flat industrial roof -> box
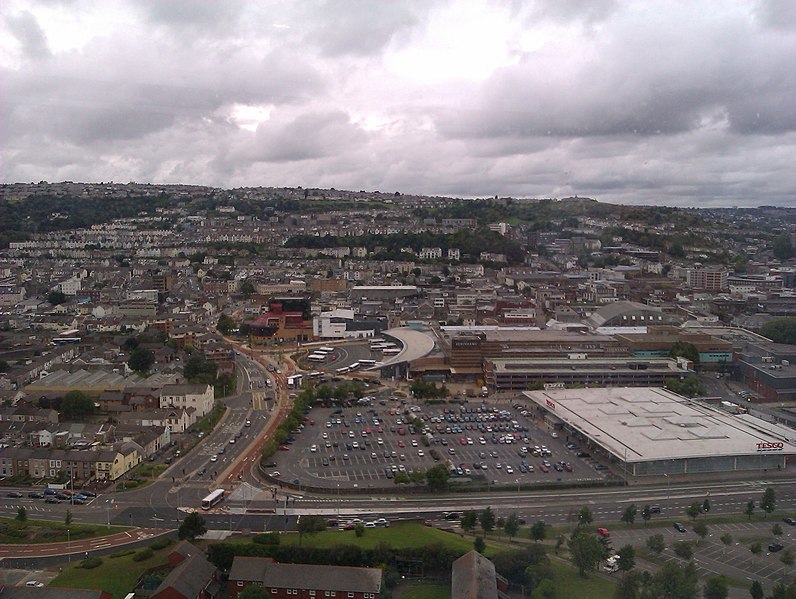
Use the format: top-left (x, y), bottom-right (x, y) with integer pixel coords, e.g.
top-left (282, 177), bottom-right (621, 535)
top-left (491, 357), bottom-right (684, 375)
top-left (523, 387), bottom-right (796, 463)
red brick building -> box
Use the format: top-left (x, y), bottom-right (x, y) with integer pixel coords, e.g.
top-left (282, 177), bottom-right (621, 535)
top-left (228, 557), bottom-right (382, 599)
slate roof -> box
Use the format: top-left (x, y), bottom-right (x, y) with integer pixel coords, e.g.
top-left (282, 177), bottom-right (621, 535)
top-left (229, 557), bottom-right (382, 593)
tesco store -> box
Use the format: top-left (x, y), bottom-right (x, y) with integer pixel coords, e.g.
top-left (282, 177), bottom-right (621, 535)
top-left (523, 387), bottom-right (796, 477)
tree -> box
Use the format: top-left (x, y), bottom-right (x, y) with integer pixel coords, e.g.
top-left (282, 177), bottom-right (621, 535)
top-left (641, 505), bottom-right (652, 526)
top-left (772, 523), bottom-right (783, 536)
top-left (123, 337), bottom-right (139, 351)
top-left (479, 507), bottom-right (496, 535)
top-left (703, 577), bottom-right (728, 599)
top-left (128, 347), bottom-right (154, 373)
top-left (568, 529), bottom-right (604, 577)
top-left (297, 515), bottom-right (325, 545)
top-left (687, 502), bottom-right (702, 521)
top-left (646, 534), bottom-right (665, 556)
top-left (702, 498), bottom-right (711, 515)
top-left (748, 580), bottom-right (764, 599)
top-left (424, 464), bottom-right (449, 491)
top-left (60, 390), bottom-right (95, 421)
top-left (668, 559), bottom-right (706, 595)
top-left (772, 235), bottom-right (795, 261)
top-left (780, 549), bottom-right (794, 568)
top-left (674, 541), bottom-right (693, 561)
top-left (750, 542), bottom-right (762, 560)
top-left (47, 290), bottom-right (66, 305)
top-left (238, 586), bottom-right (272, 599)
top-left (501, 513), bottom-right (519, 540)
top-left (354, 523), bottom-right (365, 537)
top-left (16, 506), bottom-right (26, 522)
top-left (531, 520), bottom-right (547, 543)
top-left (617, 544), bottom-right (636, 574)
top-left (239, 279), bottom-right (255, 295)
top-left (621, 504), bottom-right (637, 526)
top-left (178, 513), bottom-right (207, 541)
top-left (65, 509), bottom-right (72, 525)
top-left (474, 536), bottom-right (486, 553)
top-left (460, 511), bottom-right (478, 534)
top-left (217, 313), bottom-right (236, 335)
top-left (760, 317), bottom-right (796, 345)
top-left (761, 487), bottom-right (776, 516)
top-left (745, 499), bottom-right (755, 520)
top-left (577, 506), bottom-right (593, 526)
top-left (693, 521), bottom-right (708, 544)
top-left (532, 579), bottom-right (556, 599)
top-left (720, 533), bottom-right (732, 554)
top-left (670, 341), bottom-right (700, 364)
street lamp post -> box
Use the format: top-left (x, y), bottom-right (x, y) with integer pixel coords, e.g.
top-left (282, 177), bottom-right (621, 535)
top-left (67, 528), bottom-right (70, 563)
top-left (664, 473), bottom-right (670, 499)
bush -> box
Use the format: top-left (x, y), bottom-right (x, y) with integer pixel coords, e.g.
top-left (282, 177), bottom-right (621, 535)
top-left (149, 537), bottom-right (173, 550)
top-left (132, 548), bottom-right (154, 562)
top-left (110, 549), bottom-right (136, 558)
top-left (80, 557), bottom-right (103, 569)
top-left (253, 533), bottom-right (281, 546)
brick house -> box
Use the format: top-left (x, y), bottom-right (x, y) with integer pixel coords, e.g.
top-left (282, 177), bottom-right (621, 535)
top-left (227, 557), bottom-right (382, 599)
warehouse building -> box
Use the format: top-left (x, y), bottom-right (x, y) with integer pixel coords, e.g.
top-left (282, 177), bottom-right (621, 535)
top-left (523, 387), bottom-right (796, 477)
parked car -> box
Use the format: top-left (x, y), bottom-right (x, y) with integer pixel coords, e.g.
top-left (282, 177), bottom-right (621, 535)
top-left (769, 542), bottom-right (784, 552)
top-left (673, 522), bottom-right (687, 533)
top-left (783, 517), bottom-right (796, 526)
top-left (597, 527), bottom-right (610, 538)
top-left (28, 492), bottom-right (45, 499)
top-left (45, 497), bottom-right (60, 504)
top-left (6, 492), bottom-right (23, 498)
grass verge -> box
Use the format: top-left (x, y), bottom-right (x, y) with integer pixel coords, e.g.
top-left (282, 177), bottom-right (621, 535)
top-left (546, 558), bottom-right (617, 599)
top-left (277, 522), bottom-right (502, 556)
top-left (0, 517), bottom-right (129, 544)
top-left (49, 541), bottom-right (172, 599)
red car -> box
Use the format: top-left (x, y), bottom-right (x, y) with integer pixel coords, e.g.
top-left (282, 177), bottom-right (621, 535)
top-left (278, 445), bottom-right (290, 451)
top-left (564, 462), bottom-right (573, 472)
top-left (597, 527), bottom-right (610, 538)
top-left (539, 464), bottom-right (550, 473)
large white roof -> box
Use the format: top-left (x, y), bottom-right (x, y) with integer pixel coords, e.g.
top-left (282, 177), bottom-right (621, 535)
top-left (523, 387), bottom-right (796, 463)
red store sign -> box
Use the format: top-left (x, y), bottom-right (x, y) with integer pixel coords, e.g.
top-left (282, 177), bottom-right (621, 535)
top-left (756, 441), bottom-right (784, 452)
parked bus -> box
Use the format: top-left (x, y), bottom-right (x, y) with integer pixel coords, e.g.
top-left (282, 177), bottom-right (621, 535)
top-left (286, 374), bottom-right (303, 389)
top-left (359, 359), bottom-right (376, 366)
top-left (307, 353), bottom-right (327, 362)
top-left (201, 489), bottom-right (225, 510)
top-left (382, 348), bottom-right (401, 355)
top-left (318, 346), bottom-right (335, 353)
top-left (336, 366), bottom-right (351, 375)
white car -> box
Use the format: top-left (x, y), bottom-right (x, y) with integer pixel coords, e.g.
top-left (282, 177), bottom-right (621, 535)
top-left (322, 432), bottom-right (329, 439)
top-left (377, 438), bottom-right (384, 445)
top-left (270, 471), bottom-right (280, 477)
top-left (210, 455), bottom-right (218, 462)
top-left (417, 450), bottom-right (424, 457)
top-left (26, 581), bottom-right (44, 588)
top-left (310, 444), bottom-right (318, 452)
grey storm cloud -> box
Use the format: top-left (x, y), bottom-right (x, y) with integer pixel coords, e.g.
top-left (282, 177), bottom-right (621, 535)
top-left (4, 10), bottom-right (50, 60)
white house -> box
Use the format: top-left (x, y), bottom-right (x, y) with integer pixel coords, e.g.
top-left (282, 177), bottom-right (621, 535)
top-left (159, 384), bottom-right (214, 419)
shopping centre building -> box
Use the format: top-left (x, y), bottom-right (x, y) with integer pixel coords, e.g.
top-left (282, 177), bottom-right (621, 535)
top-left (523, 387), bottom-right (796, 477)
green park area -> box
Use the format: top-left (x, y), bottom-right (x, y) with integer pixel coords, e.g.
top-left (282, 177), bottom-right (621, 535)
top-left (50, 537), bottom-right (174, 599)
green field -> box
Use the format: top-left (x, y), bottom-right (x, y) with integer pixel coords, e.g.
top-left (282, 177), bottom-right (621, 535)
top-left (49, 544), bottom-right (172, 599)
top-left (280, 522), bottom-right (500, 556)
top-left (0, 517), bottom-right (129, 544)
top-left (547, 559), bottom-right (617, 599)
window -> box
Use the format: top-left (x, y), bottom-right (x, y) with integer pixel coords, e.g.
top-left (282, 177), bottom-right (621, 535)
top-left (348, 594), bottom-right (355, 598)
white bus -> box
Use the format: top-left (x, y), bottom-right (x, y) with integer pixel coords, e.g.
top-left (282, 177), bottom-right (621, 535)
top-left (307, 353), bottom-right (327, 362)
top-left (382, 348), bottom-right (401, 355)
top-left (359, 359), bottom-right (376, 366)
top-left (318, 346), bottom-right (336, 353)
top-left (201, 489), bottom-right (225, 510)
top-left (286, 374), bottom-right (303, 389)
top-left (336, 366), bottom-right (351, 375)
top-left (348, 362), bottom-right (360, 371)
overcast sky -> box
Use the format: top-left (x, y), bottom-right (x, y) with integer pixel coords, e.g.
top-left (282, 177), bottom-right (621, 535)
top-left (2, 1), bottom-right (795, 207)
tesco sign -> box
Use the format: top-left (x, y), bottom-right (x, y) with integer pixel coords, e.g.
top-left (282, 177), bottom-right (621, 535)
top-left (546, 399), bottom-right (556, 410)
top-left (756, 441), bottom-right (784, 452)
